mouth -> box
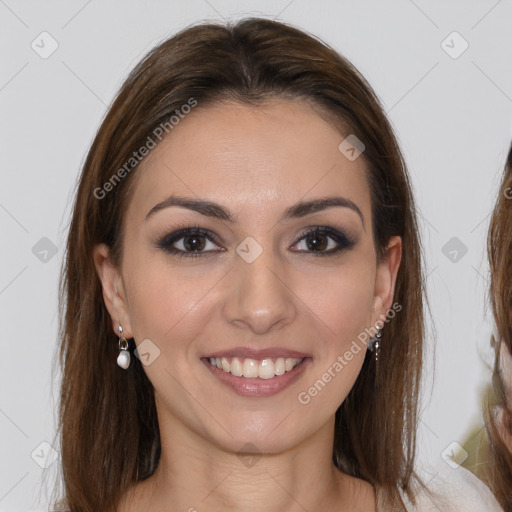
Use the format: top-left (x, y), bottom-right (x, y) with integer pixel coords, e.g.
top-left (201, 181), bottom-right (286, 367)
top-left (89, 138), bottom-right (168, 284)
top-left (206, 356), bottom-right (304, 379)
top-left (201, 350), bottom-right (312, 397)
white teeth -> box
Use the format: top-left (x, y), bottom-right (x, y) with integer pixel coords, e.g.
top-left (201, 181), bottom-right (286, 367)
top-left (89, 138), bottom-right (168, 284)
top-left (230, 357), bottom-right (243, 377)
top-left (242, 358), bottom-right (259, 378)
top-left (208, 356), bottom-right (303, 379)
top-left (285, 358), bottom-right (295, 371)
top-left (275, 357), bottom-right (285, 375)
top-left (258, 358), bottom-right (275, 379)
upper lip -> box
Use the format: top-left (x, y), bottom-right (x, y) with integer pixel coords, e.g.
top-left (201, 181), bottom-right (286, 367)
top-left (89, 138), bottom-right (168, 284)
top-left (202, 347), bottom-right (311, 360)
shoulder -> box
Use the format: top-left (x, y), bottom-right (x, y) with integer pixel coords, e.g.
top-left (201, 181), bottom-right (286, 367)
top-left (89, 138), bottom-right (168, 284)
top-left (401, 463), bottom-right (504, 512)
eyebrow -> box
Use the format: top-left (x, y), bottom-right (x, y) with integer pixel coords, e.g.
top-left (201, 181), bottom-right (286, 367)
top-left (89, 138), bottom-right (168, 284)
top-left (145, 194), bottom-right (365, 227)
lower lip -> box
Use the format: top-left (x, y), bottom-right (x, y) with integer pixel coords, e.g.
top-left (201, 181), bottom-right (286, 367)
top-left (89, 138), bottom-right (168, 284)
top-left (202, 357), bottom-right (311, 397)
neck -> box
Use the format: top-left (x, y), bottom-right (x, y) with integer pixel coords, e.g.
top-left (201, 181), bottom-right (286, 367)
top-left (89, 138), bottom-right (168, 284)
top-left (120, 411), bottom-right (376, 512)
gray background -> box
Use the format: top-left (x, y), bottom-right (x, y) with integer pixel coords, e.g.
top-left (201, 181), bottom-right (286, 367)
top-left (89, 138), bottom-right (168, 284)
top-left (1, 0), bottom-right (511, 510)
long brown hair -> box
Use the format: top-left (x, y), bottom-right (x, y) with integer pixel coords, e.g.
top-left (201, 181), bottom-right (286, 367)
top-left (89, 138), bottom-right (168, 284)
top-left (51, 17), bottom-right (425, 511)
top-left (485, 143), bottom-right (512, 511)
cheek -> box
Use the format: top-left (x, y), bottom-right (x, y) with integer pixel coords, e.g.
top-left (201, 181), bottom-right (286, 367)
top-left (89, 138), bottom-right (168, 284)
top-left (318, 276), bottom-right (373, 330)
top-left (123, 257), bottom-right (222, 343)
top-left (293, 260), bottom-right (376, 409)
top-left (301, 261), bottom-right (376, 351)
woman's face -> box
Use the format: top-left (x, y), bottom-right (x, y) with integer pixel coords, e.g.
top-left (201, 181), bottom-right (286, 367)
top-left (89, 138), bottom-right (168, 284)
top-left (95, 99), bottom-right (401, 454)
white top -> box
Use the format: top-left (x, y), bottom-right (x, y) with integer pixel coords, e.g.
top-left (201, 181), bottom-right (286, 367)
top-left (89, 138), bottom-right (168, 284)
top-left (498, 339), bottom-right (512, 410)
top-left (402, 463), bottom-right (503, 511)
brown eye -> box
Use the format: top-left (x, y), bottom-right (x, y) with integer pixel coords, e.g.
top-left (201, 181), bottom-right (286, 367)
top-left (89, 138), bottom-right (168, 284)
top-left (292, 227), bottom-right (356, 256)
top-left (304, 233), bottom-right (329, 252)
top-left (182, 234), bottom-right (206, 251)
top-left (157, 227), bottom-right (224, 258)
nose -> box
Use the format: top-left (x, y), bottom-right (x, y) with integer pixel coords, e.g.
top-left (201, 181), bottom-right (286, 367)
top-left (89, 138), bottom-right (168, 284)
top-left (223, 240), bottom-right (297, 335)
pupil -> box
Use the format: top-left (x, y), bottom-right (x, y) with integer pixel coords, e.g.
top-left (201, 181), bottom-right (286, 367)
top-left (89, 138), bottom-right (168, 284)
top-left (308, 234), bottom-right (327, 251)
top-left (185, 235), bottom-right (205, 251)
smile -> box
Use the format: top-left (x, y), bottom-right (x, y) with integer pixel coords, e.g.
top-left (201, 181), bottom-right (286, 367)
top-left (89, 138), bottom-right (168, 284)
top-left (202, 355), bottom-right (311, 397)
top-left (208, 356), bottom-right (303, 379)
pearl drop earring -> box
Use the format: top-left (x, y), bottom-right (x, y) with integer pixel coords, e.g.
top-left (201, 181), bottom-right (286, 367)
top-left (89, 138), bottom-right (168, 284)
top-left (368, 324), bottom-right (382, 363)
top-left (116, 324), bottom-right (131, 369)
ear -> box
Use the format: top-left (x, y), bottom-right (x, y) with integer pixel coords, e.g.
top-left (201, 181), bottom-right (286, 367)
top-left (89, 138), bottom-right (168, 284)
top-left (93, 243), bottom-right (133, 338)
top-left (371, 235), bottom-right (402, 323)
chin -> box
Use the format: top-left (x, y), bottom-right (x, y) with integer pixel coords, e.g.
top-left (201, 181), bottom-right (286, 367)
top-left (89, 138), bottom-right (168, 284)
top-left (210, 413), bottom-right (312, 455)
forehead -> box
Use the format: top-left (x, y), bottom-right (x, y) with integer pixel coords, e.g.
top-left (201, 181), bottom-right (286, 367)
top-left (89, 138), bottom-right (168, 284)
top-left (126, 99), bottom-right (371, 223)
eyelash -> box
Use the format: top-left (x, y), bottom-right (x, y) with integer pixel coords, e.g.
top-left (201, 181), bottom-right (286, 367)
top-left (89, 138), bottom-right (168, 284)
top-left (156, 223), bottom-right (356, 259)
